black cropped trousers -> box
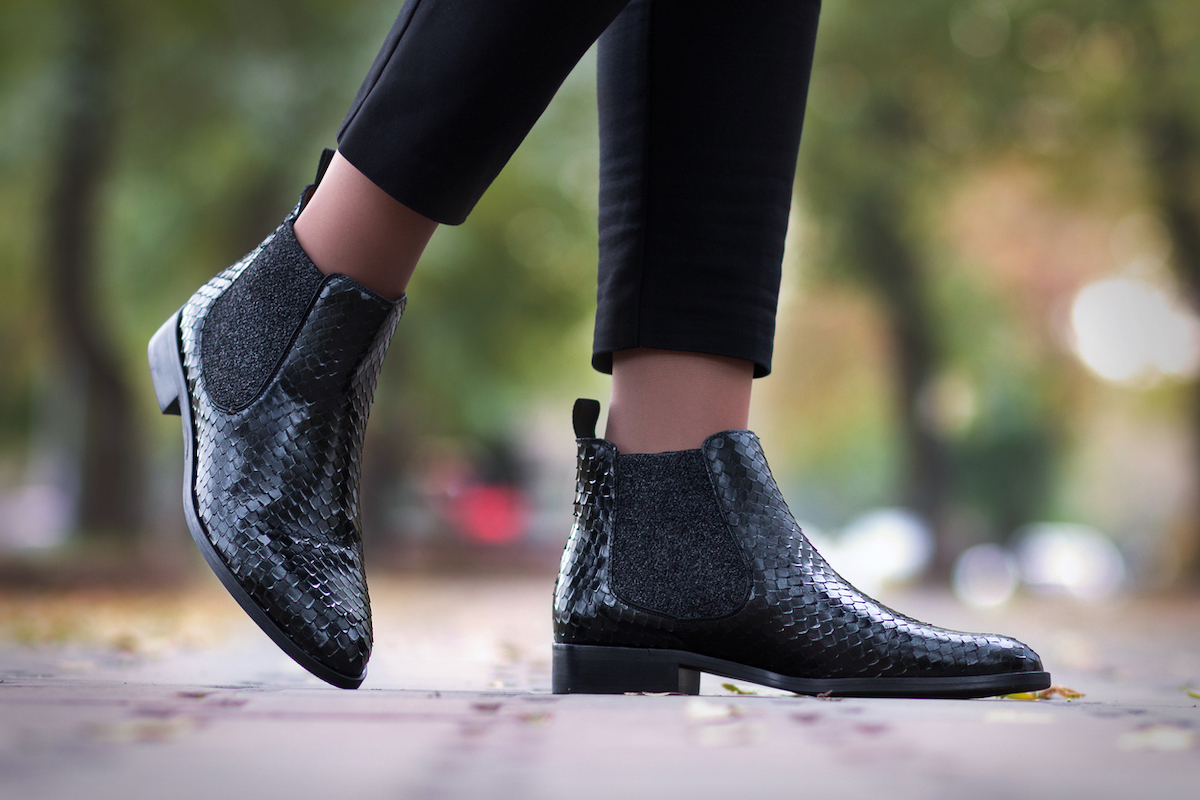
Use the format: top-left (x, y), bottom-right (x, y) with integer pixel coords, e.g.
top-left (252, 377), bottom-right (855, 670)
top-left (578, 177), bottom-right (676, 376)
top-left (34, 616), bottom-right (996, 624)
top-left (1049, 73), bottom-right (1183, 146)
top-left (338, 0), bottom-right (821, 377)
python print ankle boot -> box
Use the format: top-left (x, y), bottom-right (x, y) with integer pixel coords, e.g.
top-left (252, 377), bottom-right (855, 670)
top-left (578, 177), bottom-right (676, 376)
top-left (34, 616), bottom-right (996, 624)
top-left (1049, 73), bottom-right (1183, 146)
top-left (148, 151), bottom-right (401, 688)
top-left (553, 399), bottom-right (1050, 697)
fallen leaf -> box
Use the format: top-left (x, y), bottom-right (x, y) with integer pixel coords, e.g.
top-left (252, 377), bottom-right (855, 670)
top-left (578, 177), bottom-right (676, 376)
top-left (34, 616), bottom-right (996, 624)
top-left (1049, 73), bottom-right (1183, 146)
top-left (1003, 685), bottom-right (1084, 701)
top-left (721, 682), bottom-right (757, 696)
top-left (1182, 688), bottom-right (1200, 700)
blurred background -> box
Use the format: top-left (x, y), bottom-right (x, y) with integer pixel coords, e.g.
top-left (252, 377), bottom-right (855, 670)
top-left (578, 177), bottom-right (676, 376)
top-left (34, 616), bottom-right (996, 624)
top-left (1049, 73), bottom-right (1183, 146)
top-left (1, 0), bottom-right (1199, 617)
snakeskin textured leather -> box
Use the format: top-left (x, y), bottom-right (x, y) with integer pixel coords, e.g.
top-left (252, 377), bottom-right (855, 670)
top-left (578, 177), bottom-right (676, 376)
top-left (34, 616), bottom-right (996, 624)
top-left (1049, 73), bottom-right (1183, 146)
top-left (554, 431), bottom-right (1045, 686)
top-left (159, 191), bottom-right (402, 688)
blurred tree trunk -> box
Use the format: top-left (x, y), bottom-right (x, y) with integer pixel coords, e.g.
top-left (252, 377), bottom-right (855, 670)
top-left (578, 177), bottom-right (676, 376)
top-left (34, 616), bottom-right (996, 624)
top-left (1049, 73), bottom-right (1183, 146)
top-left (45, 0), bottom-right (143, 540)
top-left (1148, 113), bottom-right (1200, 580)
top-left (848, 190), bottom-right (951, 568)
top-left (1132, 4), bottom-right (1200, 581)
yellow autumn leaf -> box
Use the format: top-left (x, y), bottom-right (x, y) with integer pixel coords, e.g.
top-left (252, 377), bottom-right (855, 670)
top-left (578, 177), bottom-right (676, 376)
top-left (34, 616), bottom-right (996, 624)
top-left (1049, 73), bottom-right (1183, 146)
top-left (1002, 685), bottom-right (1083, 701)
top-left (721, 682), bottom-right (757, 696)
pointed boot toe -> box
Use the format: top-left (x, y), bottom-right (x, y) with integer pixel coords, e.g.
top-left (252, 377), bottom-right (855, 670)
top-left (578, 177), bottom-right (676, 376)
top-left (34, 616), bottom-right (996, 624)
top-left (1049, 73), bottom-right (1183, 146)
top-left (1003, 639), bottom-right (1045, 675)
top-left (149, 153), bottom-right (400, 689)
top-left (231, 521), bottom-right (375, 688)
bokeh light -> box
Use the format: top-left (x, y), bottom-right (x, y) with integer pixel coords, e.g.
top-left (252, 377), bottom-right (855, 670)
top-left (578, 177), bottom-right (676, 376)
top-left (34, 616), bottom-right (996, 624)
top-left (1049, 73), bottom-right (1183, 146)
top-left (822, 509), bottom-right (934, 594)
top-left (1069, 276), bottom-right (1200, 385)
top-left (952, 543), bottom-right (1019, 608)
top-left (1013, 522), bottom-right (1126, 599)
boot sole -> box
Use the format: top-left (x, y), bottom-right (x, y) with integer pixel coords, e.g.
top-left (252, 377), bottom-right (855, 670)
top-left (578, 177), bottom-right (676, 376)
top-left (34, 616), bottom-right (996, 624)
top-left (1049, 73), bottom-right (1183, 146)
top-left (552, 643), bottom-right (1051, 698)
top-left (149, 311), bottom-right (367, 690)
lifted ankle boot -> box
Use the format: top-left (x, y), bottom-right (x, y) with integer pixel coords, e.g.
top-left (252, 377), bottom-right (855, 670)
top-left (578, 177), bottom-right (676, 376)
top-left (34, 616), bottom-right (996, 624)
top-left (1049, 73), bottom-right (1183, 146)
top-left (148, 150), bottom-right (402, 689)
top-left (553, 399), bottom-right (1051, 698)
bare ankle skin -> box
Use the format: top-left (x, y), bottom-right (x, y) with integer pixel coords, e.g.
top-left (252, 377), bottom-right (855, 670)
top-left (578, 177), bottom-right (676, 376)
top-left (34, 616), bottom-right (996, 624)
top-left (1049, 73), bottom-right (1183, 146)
top-left (294, 151), bottom-right (438, 301)
top-left (604, 348), bottom-right (753, 454)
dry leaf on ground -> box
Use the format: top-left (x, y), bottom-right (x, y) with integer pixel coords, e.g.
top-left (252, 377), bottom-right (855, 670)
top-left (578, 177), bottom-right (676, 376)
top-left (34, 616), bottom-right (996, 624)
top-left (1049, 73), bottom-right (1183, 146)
top-left (1003, 685), bottom-right (1084, 701)
top-left (721, 682), bottom-right (757, 695)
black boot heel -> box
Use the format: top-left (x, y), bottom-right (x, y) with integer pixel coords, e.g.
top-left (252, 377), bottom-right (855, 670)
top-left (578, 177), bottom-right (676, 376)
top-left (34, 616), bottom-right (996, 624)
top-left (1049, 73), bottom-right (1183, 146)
top-left (552, 644), bottom-right (701, 695)
top-left (147, 311), bottom-right (184, 416)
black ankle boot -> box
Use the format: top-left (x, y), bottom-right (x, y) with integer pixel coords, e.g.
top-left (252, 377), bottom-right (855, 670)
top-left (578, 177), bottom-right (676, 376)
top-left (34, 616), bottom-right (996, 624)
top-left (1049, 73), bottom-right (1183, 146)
top-left (553, 399), bottom-right (1051, 697)
top-left (148, 150), bottom-right (401, 689)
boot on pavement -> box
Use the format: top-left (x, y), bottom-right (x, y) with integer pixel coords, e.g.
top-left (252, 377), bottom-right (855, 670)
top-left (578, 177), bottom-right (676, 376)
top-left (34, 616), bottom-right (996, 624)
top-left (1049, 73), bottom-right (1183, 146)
top-left (553, 399), bottom-right (1051, 697)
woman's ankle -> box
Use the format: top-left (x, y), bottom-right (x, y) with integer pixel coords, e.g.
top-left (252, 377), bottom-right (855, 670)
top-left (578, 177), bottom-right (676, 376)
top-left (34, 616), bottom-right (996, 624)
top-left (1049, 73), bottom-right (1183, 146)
top-left (604, 348), bottom-right (753, 454)
top-left (293, 150), bottom-right (437, 301)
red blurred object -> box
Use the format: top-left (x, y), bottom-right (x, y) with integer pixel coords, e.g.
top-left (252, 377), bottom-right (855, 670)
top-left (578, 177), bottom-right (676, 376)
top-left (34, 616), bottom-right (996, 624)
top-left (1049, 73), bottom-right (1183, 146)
top-left (452, 484), bottom-right (529, 544)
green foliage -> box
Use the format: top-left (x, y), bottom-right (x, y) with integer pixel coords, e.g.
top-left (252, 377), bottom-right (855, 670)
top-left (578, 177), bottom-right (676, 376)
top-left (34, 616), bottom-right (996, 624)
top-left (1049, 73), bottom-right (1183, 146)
top-left (794, 0), bottom-right (1200, 537)
top-left (2, 0), bottom-right (1198, 543)
top-left (395, 57), bottom-right (601, 437)
top-left (0, 0), bottom-right (603, 463)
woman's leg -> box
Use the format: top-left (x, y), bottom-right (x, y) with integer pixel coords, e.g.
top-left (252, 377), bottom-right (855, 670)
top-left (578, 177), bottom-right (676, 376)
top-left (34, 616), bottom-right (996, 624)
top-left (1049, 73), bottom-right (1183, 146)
top-left (297, 0), bottom-right (631, 300)
top-left (552, 0), bottom-right (1050, 698)
top-left (605, 348), bottom-right (752, 454)
top-left (154, 0), bottom-right (634, 689)
top-left (593, 0), bottom-right (821, 452)
top-left (293, 152), bottom-right (436, 302)
top-left (336, 0), bottom-right (627, 225)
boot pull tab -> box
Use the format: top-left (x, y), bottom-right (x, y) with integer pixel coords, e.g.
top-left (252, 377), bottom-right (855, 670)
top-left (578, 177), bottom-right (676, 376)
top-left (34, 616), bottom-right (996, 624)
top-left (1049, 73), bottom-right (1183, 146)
top-left (315, 148), bottom-right (336, 187)
top-left (573, 398), bottom-right (601, 439)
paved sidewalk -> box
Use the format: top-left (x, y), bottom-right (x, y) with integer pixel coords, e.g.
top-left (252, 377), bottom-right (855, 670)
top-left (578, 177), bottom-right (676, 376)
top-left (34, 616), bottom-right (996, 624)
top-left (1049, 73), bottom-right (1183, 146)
top-left (1, 572), bottom-right (1198, 799)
